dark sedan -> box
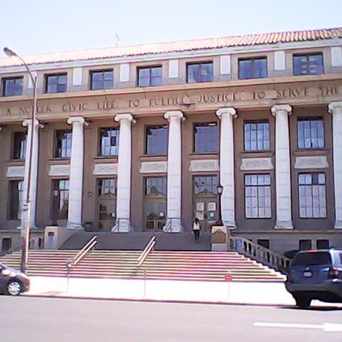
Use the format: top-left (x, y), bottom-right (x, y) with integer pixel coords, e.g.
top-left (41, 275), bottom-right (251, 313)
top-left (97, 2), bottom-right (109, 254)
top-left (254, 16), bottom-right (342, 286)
top-left (0, 263), bottom-right (30, 296)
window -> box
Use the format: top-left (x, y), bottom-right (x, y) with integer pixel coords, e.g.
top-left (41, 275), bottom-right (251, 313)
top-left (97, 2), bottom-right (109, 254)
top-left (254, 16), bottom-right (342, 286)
top-left (9, 180), bottom-right (24, 220)
top-left (187, 62), bottom-right (213, 83)
top-left (193, 176), bottom-right (218, 196)
top-left (1, 238), bottom-right (12, 253)
top-left (245, 174), bottom-right (271, 218)
top-left (257, 239), bottom-right (270, 249)
top-left (298, 173), bottom-right (326, 218)
top-left (55, 130), bottom-right (72, 158)
top-left (97, 178), bottom-right (117, 230)
top-left (238, 57), bottom-right (267, 80)
top-left (297, 118), bottom-right (324, 149)
top-left (193, 122), bottom-right (219, 153)
top-left (145, 177), bottom-right (167, 197)
top-left (99, 128), bottom-right (119, 157)
top-left (52, 179), bottom-right (69, 220)
top-left (299, 240), bottom-right (312, 251)
top-left (293, 53), bottom-right (324, 76)
top-left (137, 66), bottom-right (162, 87)
top-left (293, 251), bottom-right (332, 265)
top-left (317, 240), bottom-right (329, 249)
top-left (244, 121), bottom-right (270, 152)
top-left (90, 70), bottom-right (113, 90)
top-left (13, 132), bottom-right (27, 160)
top-left (45, 73), bottom-right (67, 93)
top-left (145, 125), bottom-right (168, 155)
top-left (2, 77), bottom-right (23, 96)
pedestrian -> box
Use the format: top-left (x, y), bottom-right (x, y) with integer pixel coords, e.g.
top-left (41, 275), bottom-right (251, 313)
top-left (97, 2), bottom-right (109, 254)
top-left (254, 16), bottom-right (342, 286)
top-left (192, 217), bottom-right (201, 241)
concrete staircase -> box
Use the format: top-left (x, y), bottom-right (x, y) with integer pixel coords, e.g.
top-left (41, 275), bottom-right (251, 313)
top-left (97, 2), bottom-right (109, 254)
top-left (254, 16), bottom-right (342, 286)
top-left (0, 250), bottom-right (285, 282)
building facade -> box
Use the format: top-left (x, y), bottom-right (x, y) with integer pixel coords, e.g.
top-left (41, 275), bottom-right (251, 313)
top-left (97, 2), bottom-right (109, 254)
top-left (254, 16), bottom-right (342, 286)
top-left (1, 27), bottom-right (342, 254)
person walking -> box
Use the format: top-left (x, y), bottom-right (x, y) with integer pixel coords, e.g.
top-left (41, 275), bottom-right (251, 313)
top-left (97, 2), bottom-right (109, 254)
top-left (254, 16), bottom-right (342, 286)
top-left (192, 217), bottom-right (201, 241)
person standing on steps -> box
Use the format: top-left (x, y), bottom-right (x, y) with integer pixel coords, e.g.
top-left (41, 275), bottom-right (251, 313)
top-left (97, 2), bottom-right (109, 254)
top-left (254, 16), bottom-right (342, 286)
top-left (192, 217), bottom-right (201, 241)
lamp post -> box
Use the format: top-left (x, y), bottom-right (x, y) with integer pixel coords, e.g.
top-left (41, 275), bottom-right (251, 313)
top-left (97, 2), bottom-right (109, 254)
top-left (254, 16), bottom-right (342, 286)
top-left (216, 184), bottom-right (224, 226)
top-left (3, 47), bottom-right (37, 273)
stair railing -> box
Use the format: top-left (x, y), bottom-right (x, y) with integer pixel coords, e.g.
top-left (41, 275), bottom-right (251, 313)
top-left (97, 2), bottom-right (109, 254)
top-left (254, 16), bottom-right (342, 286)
top-left (137, 236), bottom-right (156, 267)
top-left (66, 235), bottom-right (97, 271)
top-left (228, 236), bottom-right (290, 273)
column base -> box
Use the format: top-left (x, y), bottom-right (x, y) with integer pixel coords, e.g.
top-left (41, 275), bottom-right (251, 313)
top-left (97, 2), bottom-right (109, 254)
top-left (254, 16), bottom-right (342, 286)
top-left (66, 222), bottom-right (83, 230)
top-left (334, 220), bottom-right (342, 229)
top-left (112, 218), bottom-right (131, 232)
top-left (163, 218), bottom-right (183, 232)
top-left (274, 220), bottom-right (294, 229)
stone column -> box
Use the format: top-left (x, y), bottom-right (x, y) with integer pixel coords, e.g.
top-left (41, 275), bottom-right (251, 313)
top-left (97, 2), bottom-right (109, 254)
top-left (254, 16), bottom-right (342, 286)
top-left (271, 104), bottom-right (293, 229)
top-left (113, 113), bottom-right (134, 232)
top-left (216, 108), bottom-right (236, 228)
top-left (164, 111), bottom-right (183, 232)
top-left (21, 119), bottom-right (40, 229)
top-left (67, 117), bottom-right (86, 229)
top-left (329, 102), bottom-right (342, 229)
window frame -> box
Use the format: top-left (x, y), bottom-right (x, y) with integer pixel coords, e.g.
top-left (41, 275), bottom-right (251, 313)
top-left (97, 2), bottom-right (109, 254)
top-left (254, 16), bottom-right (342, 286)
top-left (54, 129), bottom-right (72, 159)
top-left (45, 73), bottom-right (68, 94)
top-left (243, 120), bottom-right (271, 152)
top-left (145, 125), bottom-right (169, 156)
top-left (89, 69), bottom-right (113, 90)
top-left (51, 178), bottom-right (70, 221)
top-left (2, 76), bottom-right (24, 97)
top-left (193, 122), bottom-right (219, 154)
top-left (137, 65), bottom-right (162, 87)
top-left (12, 131), bottom-right (27, 160)
top-left (8, 179), bottom-right (24, 220)
top-left (238, 57), bottom-right (268, 80)
top-left (297, 117), bottom-right (325, 150)
top-left (186, 61), bottom-right (214, 83)
top-left (98, 127), bottom-right (120, 158)
top-left (293, 52), bottom-right (324, 76)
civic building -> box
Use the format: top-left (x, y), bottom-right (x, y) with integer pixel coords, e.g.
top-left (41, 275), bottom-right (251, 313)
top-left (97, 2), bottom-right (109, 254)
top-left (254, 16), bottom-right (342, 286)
top-left (1, 27), bottom-right (342, 254)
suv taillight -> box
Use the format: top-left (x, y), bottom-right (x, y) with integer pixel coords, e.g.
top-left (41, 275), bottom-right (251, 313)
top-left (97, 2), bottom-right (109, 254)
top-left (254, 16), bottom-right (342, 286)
top-left (328, 267), bottom-right (341, 279)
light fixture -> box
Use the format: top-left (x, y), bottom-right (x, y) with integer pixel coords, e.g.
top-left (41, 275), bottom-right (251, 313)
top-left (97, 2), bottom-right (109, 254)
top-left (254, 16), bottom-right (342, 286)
top-left (217, 184), bottom-right (223, 195)
top-left (3, 47), bottom-right (17, 57)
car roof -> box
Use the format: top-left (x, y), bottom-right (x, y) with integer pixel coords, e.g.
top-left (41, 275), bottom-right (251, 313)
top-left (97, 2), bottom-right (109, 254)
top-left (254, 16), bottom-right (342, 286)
top-left (295, 249), bottom-right (342, 255)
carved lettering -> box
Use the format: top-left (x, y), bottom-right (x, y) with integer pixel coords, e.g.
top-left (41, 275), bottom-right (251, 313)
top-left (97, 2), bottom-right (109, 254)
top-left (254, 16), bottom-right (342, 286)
top-left (320, 86), bottom-right (338, 97)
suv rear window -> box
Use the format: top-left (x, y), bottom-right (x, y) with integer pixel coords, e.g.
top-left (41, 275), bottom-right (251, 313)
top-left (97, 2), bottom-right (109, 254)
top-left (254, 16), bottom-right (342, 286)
top-left (292, 252), bottom-right (332, 266)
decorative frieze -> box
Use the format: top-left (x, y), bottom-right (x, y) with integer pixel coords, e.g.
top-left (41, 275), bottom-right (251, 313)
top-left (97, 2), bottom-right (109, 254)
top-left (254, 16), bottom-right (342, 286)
top-left (295, 156), bottom-right (328, 169)
top-left (48, 164), bottom-right (70, 177)
top-left (189, 159), bottom-right (219, 172)
top-left (140, 161), bottom-right (167, 174)
top-left (6, 166), bottom-right (25, 178)
top-left (93, 163), bottom-right (118, 175)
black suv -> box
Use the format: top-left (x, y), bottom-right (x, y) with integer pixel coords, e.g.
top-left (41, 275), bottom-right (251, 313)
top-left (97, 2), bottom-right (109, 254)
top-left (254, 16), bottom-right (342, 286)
top-left (285, 249), bottom-right (342, 308)
top-left (0, 263), bottom-right (30, 296)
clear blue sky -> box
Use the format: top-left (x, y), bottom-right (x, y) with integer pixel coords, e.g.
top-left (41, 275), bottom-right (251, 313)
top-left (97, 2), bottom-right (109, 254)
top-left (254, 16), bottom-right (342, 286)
top-left (1, 0), bottom-right (341, 56)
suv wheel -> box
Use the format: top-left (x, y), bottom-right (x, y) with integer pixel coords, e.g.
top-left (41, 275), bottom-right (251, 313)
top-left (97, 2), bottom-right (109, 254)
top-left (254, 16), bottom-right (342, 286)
top-left (6, 280), bottom-right (22, 296)
top-left (294, 295), bottom-right (311, 308)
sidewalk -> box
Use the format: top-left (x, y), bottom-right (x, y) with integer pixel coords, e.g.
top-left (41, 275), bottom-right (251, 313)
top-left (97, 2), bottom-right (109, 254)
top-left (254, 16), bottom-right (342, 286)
top-left (25, 276), bottom-right (298, 305)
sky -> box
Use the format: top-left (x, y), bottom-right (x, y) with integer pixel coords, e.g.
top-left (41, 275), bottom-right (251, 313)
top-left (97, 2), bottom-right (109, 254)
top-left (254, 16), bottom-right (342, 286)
top-left (1, 0), bottom-right (341, 56)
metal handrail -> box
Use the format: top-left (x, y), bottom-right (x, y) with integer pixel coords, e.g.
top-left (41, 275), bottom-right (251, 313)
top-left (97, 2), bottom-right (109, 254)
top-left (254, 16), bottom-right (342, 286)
top-left (228, 236), bottom-right (291, 273)
top-left (67, 235), bottom-right (97, 270)
top-left (137, 236), bottom-right (156, 267)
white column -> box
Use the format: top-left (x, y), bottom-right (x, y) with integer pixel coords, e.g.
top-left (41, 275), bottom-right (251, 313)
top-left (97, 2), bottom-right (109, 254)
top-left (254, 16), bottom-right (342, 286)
top-left (164, 111), bottom-right (183, 232)
top-left (271, 104), bottom-right (293, 229)
top-left (329, 102), bottom-right (342, 229)
top-left (21, 119), bottom-right (40, 229)
top-left (113, 113), bottom-right (134, 232)
top-left (67, 117), bottom-right (85, 229)
top-left (216, 108), bottom-right (236, 228)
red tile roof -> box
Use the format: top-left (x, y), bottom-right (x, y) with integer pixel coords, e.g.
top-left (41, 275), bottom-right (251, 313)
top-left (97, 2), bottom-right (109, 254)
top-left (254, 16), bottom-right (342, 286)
top-left (1, 27), bottom-right (342, 68)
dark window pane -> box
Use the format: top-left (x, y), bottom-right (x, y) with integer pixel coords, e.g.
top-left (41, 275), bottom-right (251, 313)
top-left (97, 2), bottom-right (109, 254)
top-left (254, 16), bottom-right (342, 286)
top-left (317, 240), bottom-right (329, 249)
top-left (46, 74), bottom-right (67, 93)
top-left (52, 179), bottom-right (69, 220)
top-left (239, 58), bottom-right (267, 79)
top-left (194, 122), bottom-right (219, 153)
top-left (13, 132), bottom-right (27, 160)
top-left (145, 177), bottom-right (167, 197)
top-left (293, 251), bottom-right (331, 266)
top-left (138, 66), bottom-right (162, 87)
top-left (55, 130), bottom-right (72, 158)
top-left (193, 176), bottom-right (218, 195)
top-left (9, 180), bottom-right (24, 220)
top-left (90, 70), bottom-right (113, 90)
top-left (2, 77), bottom-right (23, 96)
top-left (146, 126), bottom-right (168, 155)
top-left (298, 118), bottom-right (324, 149)
top-left (293, 53), bottom-right (324, 76)
top-left (99, 128), bottom-right (119, 157)
top-left (187, 62), bottom-right (213, 83)
top-left (244, 121), bottom-right (270, 151)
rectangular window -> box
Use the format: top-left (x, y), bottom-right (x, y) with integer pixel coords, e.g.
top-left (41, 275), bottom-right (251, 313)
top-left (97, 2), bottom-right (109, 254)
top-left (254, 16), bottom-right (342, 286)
top-left (2, 77), bottom-right (23, 96)
top-left (99, 128), bottom-right (119, 157)
top-left (293, 53), bottom-right (324, 76)
top-left (317, 239), bottom-right (329, 249)
top-left (257, 239), bottom-right (270, 249)
top-left (45, 73), bottom-right (67, 93)
top-left (245, 174), bottom-right (271, 218)
top-left (137, 66), bottom-right (162, 87)
top-left (299, 240), bottom-right (312, 251)
top-left (244, 121), bottom-right (270, 152)
top-left (298, 173), bottom-right (326, 218)
top-left (55, 130), bottom-right (72, 158)
top-left (9, 180), bottom-right (24, 220)
top-left (193, 175), bottom-right (218, 195)
top-left (13, 132), bottom-right (27, 160)
top-left (52, 179), bottom-right (69, 220)
top-left (193, 122), bottom-right (219, 153)
top-left (90, 70), bottom-right (113, 90)
top-left (238, 57), bottom-right (267, 80)
top-left (145, 177), bottom-right (167, 197)
top-left (297, 118), bottom-right (324, 149)
top-left (187, 62), bottom-right (213, 83)
top-left (145, 125), bottom-right (168, 155)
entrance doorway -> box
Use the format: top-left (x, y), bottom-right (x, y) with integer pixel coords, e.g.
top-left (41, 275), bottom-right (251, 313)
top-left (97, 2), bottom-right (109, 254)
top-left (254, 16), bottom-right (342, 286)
top-left (1, 238), bottom-right (12, 253)
top-left (193, 175), bottom-right (218, 231)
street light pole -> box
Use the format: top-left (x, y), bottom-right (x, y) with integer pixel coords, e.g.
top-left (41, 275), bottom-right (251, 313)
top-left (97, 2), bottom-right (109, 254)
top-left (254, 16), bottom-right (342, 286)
top-left (3, 47), bottom-right (37, 273)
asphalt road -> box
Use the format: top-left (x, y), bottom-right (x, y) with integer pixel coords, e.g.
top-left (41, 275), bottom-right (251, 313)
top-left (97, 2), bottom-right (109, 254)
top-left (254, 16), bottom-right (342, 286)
top-left (1, 297), bottom-right (342, 342)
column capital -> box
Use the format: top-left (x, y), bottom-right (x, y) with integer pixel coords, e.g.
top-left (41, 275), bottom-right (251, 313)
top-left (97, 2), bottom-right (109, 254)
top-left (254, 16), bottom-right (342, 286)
top-left (164, 111), bottom-right (183, 121)
top-left (67, 116), bottom-right (85, 125)
top-left (329, 101), bottom-right (342, 114)
top-left (271, 104), bottom-right (292, 116)
top-left (22, 119), bottom-right (40, 128)
top-left (216, 107), bottom-right (236, 118)
top-left (115, 113), bottom-right (134, 122)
